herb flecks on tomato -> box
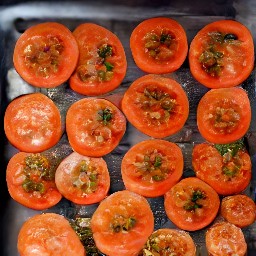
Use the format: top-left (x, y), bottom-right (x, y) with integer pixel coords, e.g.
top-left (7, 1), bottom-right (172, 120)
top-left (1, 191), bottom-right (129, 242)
top-left (111, 215), bottom-right (136, 233)
top-left (183, 189), bottom-right (206, 211)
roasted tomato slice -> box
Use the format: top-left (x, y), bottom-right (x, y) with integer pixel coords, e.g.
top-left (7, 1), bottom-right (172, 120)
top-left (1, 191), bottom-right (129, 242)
top-left (189, 19), bottom-right (254, 88)
top-left (55, 152), bottom-right (110, 205)
top-left (121, 74), bottom-right (189, 138)
top-left (197, 87), bottom-right (251, 144)
top-left (192, 142), bottom-right (252, 195)
top-left (130, 17), bottom-right (188, 74)
top-left (164, 177), bottom-right (220, 231)
top-left (121, 139), bottom-right (183, 197)
top-left (69, 23), bottom-right (127, 96)
top-left (6, 152), bottom-right (62, 210)
top-left (13, 22), bottom-right (79, 88)
top-left (4, 93), bottom-right (62, 153)
top-left (66, 98), bottom-right (126, 157)
top-left (91, 190), bottom-right (154, 256)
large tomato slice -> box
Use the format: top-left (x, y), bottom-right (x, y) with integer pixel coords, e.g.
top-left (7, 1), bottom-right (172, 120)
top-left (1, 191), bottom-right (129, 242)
top-left (6, 152), bottom-right (62, 210)
top-left (91, 190), bottom-right (154, 256)
top-left (189, 19), bottom-right (254, 88)
top-left (13, 22), bottom-right (79, 88)
top-left (121, 139), bottom-right (183, 197)
top-left (66, 98), bottom-right (126, 157)
top-left (197, 87), bottom-right (251, 144)
top-left (121, 74), bottom-right (189, 138)
top-left (17, 213), bottom-right (85, 255)
top-left (4, 93), bottom-right (62, 153)
top-left (164, 177), bottom-right (220, 231)
top-left (192, 143), bottom-right (251, 195)
top-left (69, 23), bottom-right (127, 96)
top-left (130, 17), bottom-right (188, 74)
top-left (55, 152), bottom-right (110, 205)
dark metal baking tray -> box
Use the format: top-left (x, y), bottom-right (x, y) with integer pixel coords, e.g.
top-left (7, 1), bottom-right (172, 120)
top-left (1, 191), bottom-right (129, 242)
top-left (0, 1), bottom-right (255, 255)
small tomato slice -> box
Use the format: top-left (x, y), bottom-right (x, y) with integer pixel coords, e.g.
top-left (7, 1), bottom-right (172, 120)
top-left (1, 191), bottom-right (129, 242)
top-left (66, 98), bottom-right (126, 157)
top-left (221, 194), bottom-right (256, 228)
top-left (192, 143), bottom-right (252, 195)
top-left (164, 177), bottom-right (220, 231)
top-left (206, 222), bottom-right (247, 256)
top-left (130, 17), bottom-right (188, 74)
top-left (121, 74), bottom-right (189, 138)
top-left (17, 213), bottom-right (85, 256)
top-left (91, 190), bottom-right (154, 256)
top-left (121, 139), bottom-right (183, 197)
top-left (55, 152), bottom-right (110, 205)
top-left (140, 228), bottom-right (196, 256)
top-left (6, 152), bottom-right (62, 210)
top-left (13, 22), bottom-right (79, 88)
top-left (69, 23), bottom-right (127, 96)
top-left (4, 93), bottom-right (62, 153)
top-left (197, 87), bottom-right (251, 144)
top-left (189, 20), bottom-right (254, 88)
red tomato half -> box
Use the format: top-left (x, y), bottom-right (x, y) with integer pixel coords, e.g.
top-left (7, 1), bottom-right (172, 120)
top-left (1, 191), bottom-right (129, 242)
top-left (130, 17), bottom-right (188, 74)
top-left (4, 93), bottom-right (62, 153)
top-left (189, 20), bottom-right (254, 88)
top-left (13, 22), bottom-right (79, 88)
top-left (69, 23), bottom-right (127, 96)
top-left (55, 152), bottom-right (110, 205)
top-left (121, 139), bottom-right (183, 197)
top-left (140, 228), bottom-right (196, 256)
top-left (197, 88), bottom-right (251, 144)
top-left (221, 194), bottom-right (256, 228)
top-left (192, 143), bottom-right (252, 195)
top-left (206, 222), bottom-right (247, 256)
top-left (6, 152), bottom-right (62, 210)
top-left (164, 177), bottom-right (220, 231)
top-left (66, 98), bottom-right (126, 157)
top-left (17, 213), bottom-right (85, 256)
top-left (121, 74), bottom-right (189, 138)
top-left (91, 190), bottom-right (154, 256)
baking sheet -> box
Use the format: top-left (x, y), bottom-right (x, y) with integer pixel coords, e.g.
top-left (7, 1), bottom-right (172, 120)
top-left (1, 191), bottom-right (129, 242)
top-left (0, 1), bottom-right (256, 255)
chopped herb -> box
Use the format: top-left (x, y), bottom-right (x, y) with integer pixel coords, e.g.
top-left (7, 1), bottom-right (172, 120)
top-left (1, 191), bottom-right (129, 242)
top-left (153, 156), bottom-right (162, 168)
top-left (98, 108), bottom-right (113, 125)
top-left (112, 216), bottom-right (136, 233)
top-left (183, 190), bottom-right (206, 211)
top-left (22, 179), bottom-right (45, 193)
top-left (98, 44), bottom-right (113, 59)
top-left (104, 61), bottom-right (114, 71)
top-left (214, 139), bottom-right (245, 157)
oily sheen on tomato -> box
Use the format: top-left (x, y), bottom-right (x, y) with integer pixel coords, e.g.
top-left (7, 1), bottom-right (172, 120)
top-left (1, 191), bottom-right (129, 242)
top-left (192, 143), bottom-right (251, 195)
top-left (189, 20), bottom-right (254, 88)
top-left (164, 177), bottom-right (220, 231)
top-left (197, 87), bottom-right (251, 144)
top-left (6, 152), bottom-right (62, 210)
top-left (69, 23), bottom-right (127, 96)
top-left (13, 22), bottom-right (79, 88)
top-left (121, 139), bottom-right (183, 197)
top-left (91, 190), bottom-right (154, 256)
top-left (18, 213), bottom-right (85, 256)
top-left (4, 93), bottom-right (62, 153)
top-left (55, 152), bottom-right (110, 205)
top-left (121, 74), bottom-right (189, 138)
top-left (130, 17), bottom-right (188, 74)
top-left (66, 98), bottom-right (126, 157)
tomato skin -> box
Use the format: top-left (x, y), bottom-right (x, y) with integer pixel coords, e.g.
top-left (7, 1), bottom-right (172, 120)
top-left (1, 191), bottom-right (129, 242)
top-left (192, 143), bottom-right (251, 195)
top-left (55, 152), bottom-right (110, 205)
top-left (164, 177), bottom-right (220, 231)
top-left (6, 152), bottom-right (62, 210)
top-left (197, 88), bottom-right (251, 144)
top-left (121, 139), bottom-right (183, 197)
top-left (121, 74), bottom-right (189, 138)
top-left (221, 194), bottom-right (256, 228)
top-left (205, 222), bottom-right (247, 256)
top-left (69, 23), bottom-right (127, 96)
top-left (66, 98), bottom-right (126, 157)
top-left (189, 20), bottom-right (254, 88)
top-left (4, 93), bottom-right (62, 153)
top-left (130, 17), bottom-right (188, 74)
top-left (13, 22), bottom-right (79, 88)
top-left (91, 190), bottom-right (154, 256)
top-left (140, 228), bottom-right (196, 256)
top-left (17, 213), bottom-right (85, 256)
